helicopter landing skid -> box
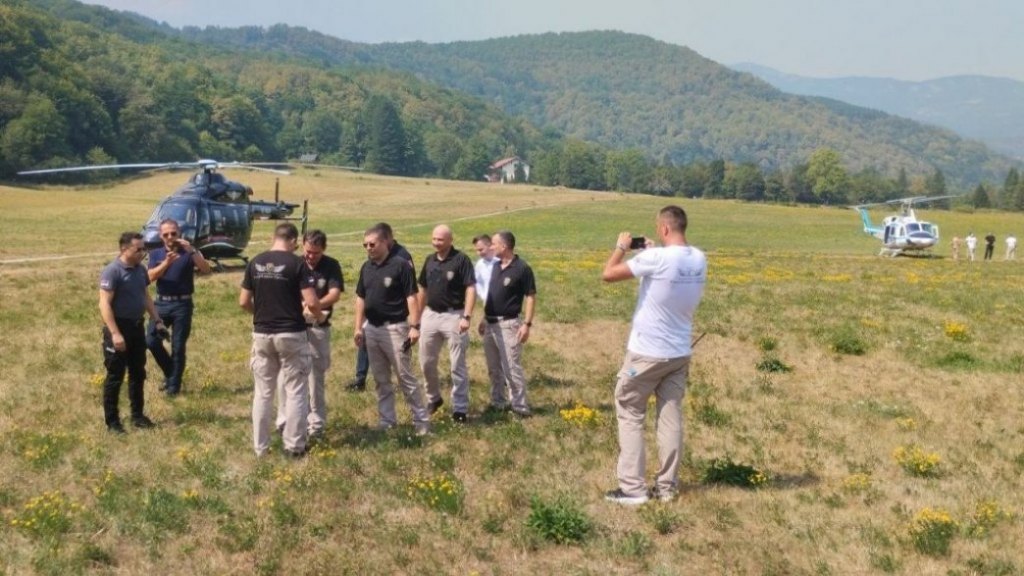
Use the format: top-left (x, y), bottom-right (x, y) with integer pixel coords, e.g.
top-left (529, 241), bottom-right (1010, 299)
top-left (208, 255), bottom-right (249, 272)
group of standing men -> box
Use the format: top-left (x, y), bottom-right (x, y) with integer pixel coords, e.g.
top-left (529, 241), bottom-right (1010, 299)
top-left (951, 232), bottom-right (1017, 261)
top-left (97, 204), bottom-right (706, 505)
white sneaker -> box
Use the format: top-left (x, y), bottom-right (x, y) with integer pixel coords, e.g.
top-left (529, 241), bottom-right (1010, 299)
top-left (604, 488), bottom-right (649, 505)
top-left (650, 486), bottom-right (677, 502)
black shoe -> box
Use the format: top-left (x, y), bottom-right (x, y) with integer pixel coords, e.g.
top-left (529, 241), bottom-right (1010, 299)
top-left (452, 411), bottom-right (468, 423)
top-left (107, 422), bottom-right (126, 435)
top-left (131, 415), bottom-right (155, 429)
top-left (345, 378), bottom-right (366, 392)
top-left (283, 447), bottom-right (307, 460)
top-left (428, 398), bottom-right (444, 415)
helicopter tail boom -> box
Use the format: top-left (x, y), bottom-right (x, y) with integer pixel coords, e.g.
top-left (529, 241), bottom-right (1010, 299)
top-left (852, 206), bottom-right (883, 239)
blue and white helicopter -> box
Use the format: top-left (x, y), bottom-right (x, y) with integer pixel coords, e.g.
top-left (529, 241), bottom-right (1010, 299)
top-left (852, 195), bottom-right (959, 257)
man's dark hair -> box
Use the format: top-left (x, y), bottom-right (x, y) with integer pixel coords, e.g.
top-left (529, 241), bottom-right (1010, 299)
top-left (274, 223), bottom-right (299, 241)
top-left (304, 229), bottom-right (327, 248)
top-left (472, 234), bottom-right (492, 245)
top-left (495, 230), bottom-right (516, 250)
top-left (374, 222), bottom-right (395, 241)
top-left (119, 232), bottom-right (143, 250)
top-left (659, 205), bottom-right (688, 234)
top-left (159, 218), bottom-right (180, 229)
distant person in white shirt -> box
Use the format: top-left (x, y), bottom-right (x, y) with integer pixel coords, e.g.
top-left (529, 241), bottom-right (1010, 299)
top-left (472, 234), bottom-right (507, 410)
top-left (965, 232), bottom-right (978, 262)
top-left (601, 205), bottom-right (707, 505)
top-left (1007, 234), bottom-right (1017, 260)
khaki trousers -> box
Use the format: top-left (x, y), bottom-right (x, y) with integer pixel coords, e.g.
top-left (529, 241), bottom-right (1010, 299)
top-left (251, 331), bottom-right (310, 456)
top-left (482, 326), bottom-right (508, 408)
top-left (614, 351), bottom-right (690, 497)
top-left (365, 322), bottom-right (429, 429)
top-left (420, 309), bottom-right (470, 412)
top-left (276, 325), bottom-right (330, 435)
top-left (484, 318), bottom-right (529, 413)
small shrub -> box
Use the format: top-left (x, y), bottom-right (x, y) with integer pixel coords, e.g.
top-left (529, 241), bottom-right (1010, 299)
top-left (756, 355), bottom-right (793, 373)
top-left (943, 320), bottom-right (970, 342)
top-left (966, 500), bottom-right (1013, 538)
top-left (559, 401), bottom-right (601, 427)
top-left (892, 445), bottom-right (942, 478)
top-left (525, 495), bottom-right (593, 545)
top-left (9, 490), bottom-right (82, 539)
top-left (640, 504), bottom-right (682, 535)
top-left (406, 472), bottom-right (464, 515)
top-left (700, 457), bottom-right (769, 489)
top-left (908, 507), bottom-right (958, 556)
top-left (841, 473), bottom-right (873, 494)
top-left (691, 398), bottom-right (731, 427)
top-left (830, 325), bottom-right (868, 355)
top-left (756, 335), bottom-right (778, 352)
top-left (618, 530), bottom-right (653, 558)
top-left (934, 351), bottom-right (980, 370)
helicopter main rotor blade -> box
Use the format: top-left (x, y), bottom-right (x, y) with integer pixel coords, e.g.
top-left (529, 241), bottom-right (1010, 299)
top-left (217, 162), bottom-right (290, 175)
top-left (17, 163), bottom-right (183, 176)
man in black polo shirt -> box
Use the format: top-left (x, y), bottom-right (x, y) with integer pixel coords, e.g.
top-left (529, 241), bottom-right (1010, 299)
top-left (347, 222), bottom-right (413, 392)
top-left (417, 225), bottom-right (476, 422)
top-left (483, 230), bottom-right (537, 417)
top-left (146, 218), bottom-right (211, 396)
top-left (239, 223), bottom-right (321, 458)
top-left (276, 229), bottom-right (344, 440)
top-left (355, 224), bottom-right (429, 435)
top-left (99, 232), bottom-right (164, 433)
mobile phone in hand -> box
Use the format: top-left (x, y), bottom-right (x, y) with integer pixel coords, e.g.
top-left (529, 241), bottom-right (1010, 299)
top-left (402, 338), bottom-right (412, 353)
top-left (629, 236), bottom-right (647, 250)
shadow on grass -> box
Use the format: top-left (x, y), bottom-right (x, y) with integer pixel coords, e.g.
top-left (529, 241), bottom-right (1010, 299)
top-left (529, 372), bottom-right (576, 389)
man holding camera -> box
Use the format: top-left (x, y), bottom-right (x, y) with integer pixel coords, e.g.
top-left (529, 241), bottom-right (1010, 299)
top-left (601, 205), bottom-right (706, 505)
top-left (146, 218), bottom-right (211, 396)
top-left (354, 223), bottom-right (429, 435)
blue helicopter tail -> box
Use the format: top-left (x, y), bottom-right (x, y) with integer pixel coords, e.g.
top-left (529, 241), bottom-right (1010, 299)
top-left (853, 206), bottom-right (883, 239)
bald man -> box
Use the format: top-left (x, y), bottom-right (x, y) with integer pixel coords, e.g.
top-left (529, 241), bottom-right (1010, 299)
top-left (417, 225), bottom-right (476, 422)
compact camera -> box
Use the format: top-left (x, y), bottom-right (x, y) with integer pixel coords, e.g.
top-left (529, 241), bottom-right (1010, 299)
top-left (155, 326), bottom-right (171, 341)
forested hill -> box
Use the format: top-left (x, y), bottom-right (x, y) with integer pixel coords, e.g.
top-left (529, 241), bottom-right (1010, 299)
top-left (163, 26), bottom-right (1018, 186)
top-left (0, 1), bottom-right (552, 180)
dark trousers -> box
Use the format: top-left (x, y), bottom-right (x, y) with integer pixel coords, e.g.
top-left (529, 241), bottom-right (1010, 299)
top-left (355, 341), bottom-right (369, 382)
top-left (102, 318), bottom-right (148, 426)
top-left (147, 300), bottom-right (193, 393)
top-left (984, 245), bottom-right (994, 260)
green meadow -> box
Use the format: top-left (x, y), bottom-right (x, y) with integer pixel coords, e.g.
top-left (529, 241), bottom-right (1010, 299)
top-left (1, 170), bottom-right (1022, 575)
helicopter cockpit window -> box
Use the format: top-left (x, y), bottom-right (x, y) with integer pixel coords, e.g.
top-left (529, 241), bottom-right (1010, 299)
top-left (906, 223), bottom-right (921, 233)
top-left (921, 223), bottom-right (934, 234)
top-left (158, 204), bottom-right (197, 227)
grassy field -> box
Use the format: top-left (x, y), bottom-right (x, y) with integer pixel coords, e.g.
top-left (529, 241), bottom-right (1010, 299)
top-left (1, 170), bottom-right (1023, 575)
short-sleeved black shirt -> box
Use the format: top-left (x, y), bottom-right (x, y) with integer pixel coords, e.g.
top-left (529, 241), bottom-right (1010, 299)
top-left (305, 254), bottom-right (344, 326)
top-left (484, 255), bottom-right (537, 318)
top-left (356, 253), bottom-right (418, 325)
top-left (241, 250), bottom-right (313, 334)
top-left (391, 242), bottom-right (414, 268)
top-left (418, 248), bottom-right (475, 312)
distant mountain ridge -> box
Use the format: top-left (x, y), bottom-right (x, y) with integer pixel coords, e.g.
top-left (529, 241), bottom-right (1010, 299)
top-left (163, 26), bottom-right (1017, 185)
top-left (731, 63), bottom-right (1024, 160)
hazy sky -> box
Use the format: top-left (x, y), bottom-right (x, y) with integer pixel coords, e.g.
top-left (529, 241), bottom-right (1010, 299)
top-left (84, 0), bottom-right (1024, 81)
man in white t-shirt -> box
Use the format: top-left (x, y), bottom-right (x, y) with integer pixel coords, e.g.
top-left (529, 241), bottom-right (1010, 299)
top-left (965, 232), bottom-right (978, 262)
top-left (1006, 234), bottom-right (1017, 260)
top-left (601, 205), bottom-right (707, 505)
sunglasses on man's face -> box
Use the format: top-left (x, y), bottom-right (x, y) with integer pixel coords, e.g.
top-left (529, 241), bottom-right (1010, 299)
top-left (363, 242), bottom-right (377, 249)
top-left (161, 231), bottom-right (179, 238)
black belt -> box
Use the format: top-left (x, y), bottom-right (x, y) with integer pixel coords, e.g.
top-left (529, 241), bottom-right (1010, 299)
top-left (157, 294), bottom-right (192, 302)
top-left (307, 322), bottom-right (331, 328)
top-left (485, 315), bottom-right (518, 324)
top-left (367, 319), bottom-right (406, 327)
top-left (428, 306), bottom-right (464, 314)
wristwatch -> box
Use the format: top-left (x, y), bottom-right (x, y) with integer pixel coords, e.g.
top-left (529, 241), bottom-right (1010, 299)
top-left (463, 314), bottom-right (472, 320)
top-left (410, 324), bottom-right (421, 330)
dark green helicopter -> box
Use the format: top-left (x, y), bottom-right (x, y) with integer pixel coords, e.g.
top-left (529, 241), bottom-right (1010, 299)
top-left (18, 159), bottom-right (307, 269)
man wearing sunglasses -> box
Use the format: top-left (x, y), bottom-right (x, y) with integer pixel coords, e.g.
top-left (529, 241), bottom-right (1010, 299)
top-left (146, 219), bottom-right (211, 396)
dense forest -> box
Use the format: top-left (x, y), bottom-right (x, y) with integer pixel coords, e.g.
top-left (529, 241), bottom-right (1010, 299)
top-left (4, 0), bottom-right (1024, 208)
